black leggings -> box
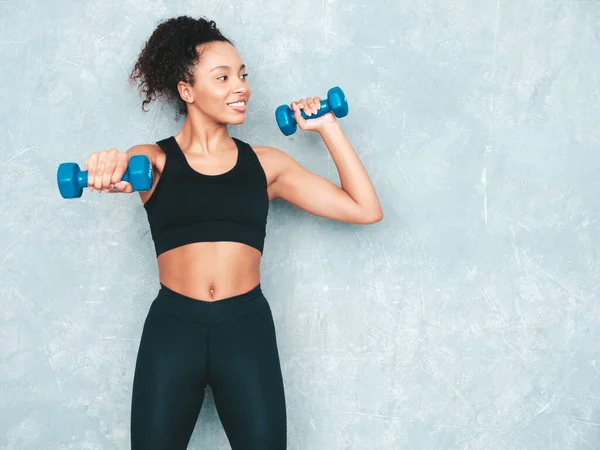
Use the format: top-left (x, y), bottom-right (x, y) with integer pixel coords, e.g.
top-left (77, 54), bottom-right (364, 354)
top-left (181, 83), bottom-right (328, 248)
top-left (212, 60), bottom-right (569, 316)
top-left (130, 283), bottom-right (287, 449)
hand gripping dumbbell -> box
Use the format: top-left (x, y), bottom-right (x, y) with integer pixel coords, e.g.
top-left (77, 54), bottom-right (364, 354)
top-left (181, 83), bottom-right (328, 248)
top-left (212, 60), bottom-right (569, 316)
top-left (57, 155), bottom-right (153, 199)
top-left (275, 86), bottom-right (349, 136)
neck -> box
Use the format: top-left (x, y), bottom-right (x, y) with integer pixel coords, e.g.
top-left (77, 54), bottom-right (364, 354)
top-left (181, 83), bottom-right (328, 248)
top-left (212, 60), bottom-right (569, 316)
top-left (176, 108), bottom-right (231, 155)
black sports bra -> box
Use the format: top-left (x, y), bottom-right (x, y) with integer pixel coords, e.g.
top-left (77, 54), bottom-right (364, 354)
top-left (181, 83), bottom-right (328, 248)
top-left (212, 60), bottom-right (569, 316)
top-left (143, 136), bottom-right (269, 257)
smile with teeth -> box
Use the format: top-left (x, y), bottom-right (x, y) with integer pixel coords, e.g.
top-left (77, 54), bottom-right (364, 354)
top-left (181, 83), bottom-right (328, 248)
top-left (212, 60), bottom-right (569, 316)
top-left (228, 101), bottom-right (246, 107)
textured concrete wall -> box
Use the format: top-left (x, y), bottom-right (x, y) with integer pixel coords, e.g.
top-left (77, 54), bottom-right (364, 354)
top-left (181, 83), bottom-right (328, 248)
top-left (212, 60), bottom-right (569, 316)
top-left (2, 0), bottom-right (600, 448)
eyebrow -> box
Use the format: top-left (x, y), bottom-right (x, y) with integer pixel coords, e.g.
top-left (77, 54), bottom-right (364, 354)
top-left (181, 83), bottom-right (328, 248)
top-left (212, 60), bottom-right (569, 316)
top-left (210, 64), bottom-right (246, 72)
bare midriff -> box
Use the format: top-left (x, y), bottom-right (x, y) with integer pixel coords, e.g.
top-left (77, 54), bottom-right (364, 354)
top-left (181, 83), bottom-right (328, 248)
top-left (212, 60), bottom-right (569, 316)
top-left (156, 242), bottom-right (262, 301)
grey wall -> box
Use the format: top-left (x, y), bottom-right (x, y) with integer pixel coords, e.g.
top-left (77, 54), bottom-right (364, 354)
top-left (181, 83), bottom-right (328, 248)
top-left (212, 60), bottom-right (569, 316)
top-left (1, 0), bottom-right (599, 448)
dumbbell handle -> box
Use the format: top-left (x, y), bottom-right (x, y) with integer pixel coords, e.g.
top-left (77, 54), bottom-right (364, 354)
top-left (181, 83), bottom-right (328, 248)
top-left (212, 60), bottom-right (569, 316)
top-left (299, 99), bottom-right (331, 121)
top-left (73, 169), bottom-right (135, 189)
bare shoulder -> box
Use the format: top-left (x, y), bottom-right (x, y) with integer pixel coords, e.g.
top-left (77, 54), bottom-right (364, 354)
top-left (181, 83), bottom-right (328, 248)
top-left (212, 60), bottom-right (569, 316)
top-left (126, 143), bottom-right (165, 171)
top-left (126, 143), bottom-right (162, 159)
top-left (252, 145), bottom-right (288, 160)
top-left (124, 143), bottom-right (165, 203)
top-left (252, 145), bottom-right (296, 185)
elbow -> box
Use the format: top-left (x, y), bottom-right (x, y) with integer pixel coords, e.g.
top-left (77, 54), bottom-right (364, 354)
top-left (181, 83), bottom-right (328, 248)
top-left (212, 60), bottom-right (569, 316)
top-left (371, 210), bottom-right (384, 224)
top-left (360, 208), bottom-right (383, 224)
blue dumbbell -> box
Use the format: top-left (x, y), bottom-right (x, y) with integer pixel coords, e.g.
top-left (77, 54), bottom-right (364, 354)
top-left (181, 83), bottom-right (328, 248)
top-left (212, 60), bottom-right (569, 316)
top-left (57, 155), bottom-right (153, 199)
top-left (275, 86), bottom-right (349, 136)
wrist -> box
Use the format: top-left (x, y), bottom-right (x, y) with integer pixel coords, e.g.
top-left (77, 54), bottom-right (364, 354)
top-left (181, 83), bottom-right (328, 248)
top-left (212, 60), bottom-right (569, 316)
top-left (318, 120), bottom-right (343, 137)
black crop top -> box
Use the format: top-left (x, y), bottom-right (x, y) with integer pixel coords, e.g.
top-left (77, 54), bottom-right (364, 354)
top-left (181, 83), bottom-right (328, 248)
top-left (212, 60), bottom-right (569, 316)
top-left (143, 136), bottom-right (269, 257)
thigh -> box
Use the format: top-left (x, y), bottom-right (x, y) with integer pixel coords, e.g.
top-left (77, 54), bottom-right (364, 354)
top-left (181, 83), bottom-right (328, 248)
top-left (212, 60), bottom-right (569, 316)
top-left (131, 303), bottom-right (208, 450)
top-left (210, 304), bottom-right (287, 450)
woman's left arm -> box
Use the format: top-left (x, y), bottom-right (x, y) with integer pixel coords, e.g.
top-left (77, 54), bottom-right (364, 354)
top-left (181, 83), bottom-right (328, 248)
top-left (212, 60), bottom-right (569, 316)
top-left (263, 96), bottom-right (383, 225)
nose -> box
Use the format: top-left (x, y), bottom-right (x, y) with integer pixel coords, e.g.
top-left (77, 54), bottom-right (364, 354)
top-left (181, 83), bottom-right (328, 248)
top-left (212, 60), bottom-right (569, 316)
top-left (232, 80), bottom-right (248, 95)
top-left (232, 85), bottom-right (246, 95)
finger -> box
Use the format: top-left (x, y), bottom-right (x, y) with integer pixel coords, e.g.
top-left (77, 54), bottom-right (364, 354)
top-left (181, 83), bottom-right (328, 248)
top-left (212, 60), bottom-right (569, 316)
top-left (291, 101), bottom-right (303, 117)
top-left (111, 152), bottom-right (129, 185)
top-left (313, 96), bottom-right (322, 114)
top-left (86, 153), bottom-right (98, 189)
top-left (296, 99), bottom-right (309, 116)
top-left (306, 97), bottom-right (318, 115)
top-left (291, 102), bottom-right (307, 126)
top-left (113, 181), bottom-right (133, 193)
top-left (297, 100), bottom-right (308, 112)
top-left (94, 151), bottom-right (107, 191)
top-left (102, 149), bottom-right (119, 190)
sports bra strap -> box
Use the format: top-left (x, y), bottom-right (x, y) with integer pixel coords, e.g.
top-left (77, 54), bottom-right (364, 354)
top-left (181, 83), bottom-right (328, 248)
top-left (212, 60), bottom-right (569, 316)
top-left (156, 137), bottom-right (187, 166)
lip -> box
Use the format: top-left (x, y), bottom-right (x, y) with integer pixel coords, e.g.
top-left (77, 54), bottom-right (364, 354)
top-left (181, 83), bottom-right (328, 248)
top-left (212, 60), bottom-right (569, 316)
top-left (227, 100), bottom-right (247, 113)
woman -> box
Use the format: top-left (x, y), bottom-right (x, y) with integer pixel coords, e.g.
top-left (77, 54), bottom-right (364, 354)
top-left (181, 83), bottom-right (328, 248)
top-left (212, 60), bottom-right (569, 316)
top-left (85, 15), bottom-right (382, 450)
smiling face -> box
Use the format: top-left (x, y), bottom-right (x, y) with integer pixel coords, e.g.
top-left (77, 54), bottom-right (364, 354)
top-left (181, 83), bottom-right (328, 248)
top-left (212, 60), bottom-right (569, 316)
top-left (177, 41), bottom-right (251, 125)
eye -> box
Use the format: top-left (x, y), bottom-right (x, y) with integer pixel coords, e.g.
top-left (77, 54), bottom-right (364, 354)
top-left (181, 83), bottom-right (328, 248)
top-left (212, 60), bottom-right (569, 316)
top-left (241, 73), bottom-right (249, 79)
top-left (217, 75), bottom-right (228, 81)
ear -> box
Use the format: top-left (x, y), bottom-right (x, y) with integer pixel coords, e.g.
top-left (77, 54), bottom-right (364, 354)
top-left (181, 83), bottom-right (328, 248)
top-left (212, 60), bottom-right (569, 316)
top-left (177, 81), bottom-right (194, 104)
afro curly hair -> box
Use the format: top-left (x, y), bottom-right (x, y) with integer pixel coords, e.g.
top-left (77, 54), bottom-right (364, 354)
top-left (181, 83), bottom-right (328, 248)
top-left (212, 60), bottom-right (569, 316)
top-left (129, 16), bottom-right (232, 118)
